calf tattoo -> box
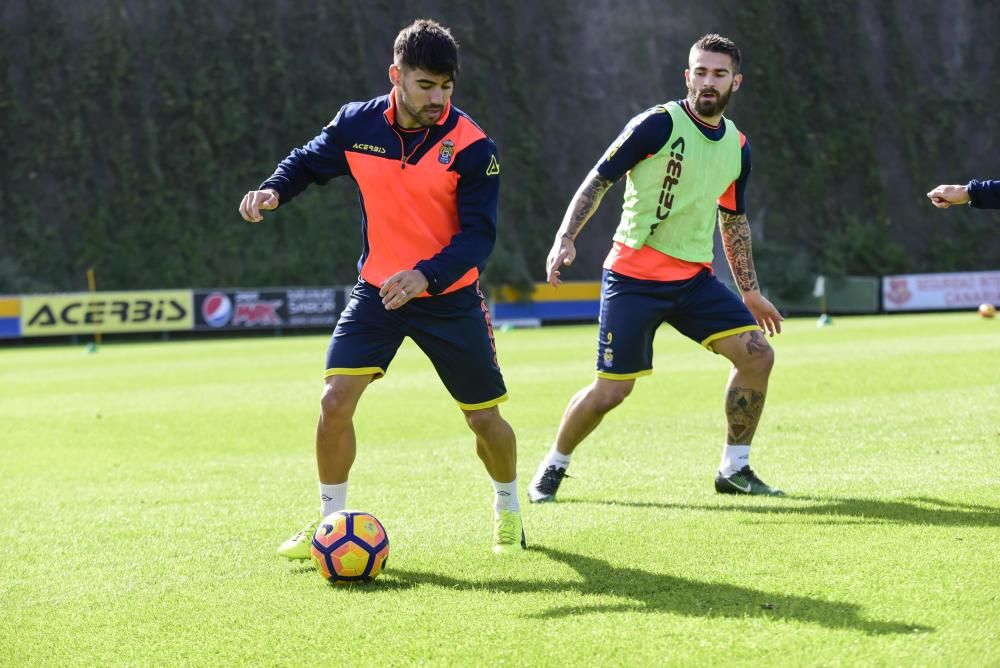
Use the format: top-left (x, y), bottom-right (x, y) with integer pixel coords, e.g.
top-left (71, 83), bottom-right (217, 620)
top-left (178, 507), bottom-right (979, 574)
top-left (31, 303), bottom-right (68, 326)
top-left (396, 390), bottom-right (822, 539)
top-left (726, 386), bottom-right (766, 443)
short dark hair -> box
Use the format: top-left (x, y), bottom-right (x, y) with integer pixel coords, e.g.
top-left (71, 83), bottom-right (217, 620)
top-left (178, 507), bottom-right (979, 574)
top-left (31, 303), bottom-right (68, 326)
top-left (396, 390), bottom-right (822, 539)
top-left (691, 33), bottom-right (741, 73)
top-left (393, 19), bottom-right (459, 78)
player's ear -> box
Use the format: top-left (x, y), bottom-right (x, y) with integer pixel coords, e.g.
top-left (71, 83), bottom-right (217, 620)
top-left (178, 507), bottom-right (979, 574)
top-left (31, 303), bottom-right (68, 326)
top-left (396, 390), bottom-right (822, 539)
top-left (389, 63), bottom-right (403, 87)
top-left (683, 68), bottom-right (691, 85)
top-left (732, 72), bottom-right (743, 91)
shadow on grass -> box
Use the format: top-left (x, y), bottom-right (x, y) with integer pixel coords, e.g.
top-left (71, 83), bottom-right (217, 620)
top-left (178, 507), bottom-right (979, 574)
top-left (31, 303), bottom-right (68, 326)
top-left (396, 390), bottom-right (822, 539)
top-left (560, 495), bottom-right (1000, 528)
top-left (384, 547), bottom-right (930, 635)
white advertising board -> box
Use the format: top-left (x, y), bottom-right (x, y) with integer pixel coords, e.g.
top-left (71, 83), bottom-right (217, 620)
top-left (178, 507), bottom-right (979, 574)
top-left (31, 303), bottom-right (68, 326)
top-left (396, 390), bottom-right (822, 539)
top-left (882, 271), bottom-right (1000, 311)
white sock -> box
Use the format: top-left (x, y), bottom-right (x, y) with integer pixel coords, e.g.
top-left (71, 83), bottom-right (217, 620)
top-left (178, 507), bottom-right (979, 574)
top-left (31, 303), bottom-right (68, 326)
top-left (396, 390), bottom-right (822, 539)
top-left (492, 477), bottom-right (520, 513)
top-left (719, 445), bottom-right (750, 476)
top-left (319, 481), bottom-right (348, 517)
top-left (541, 446), bottom-right (572, 472)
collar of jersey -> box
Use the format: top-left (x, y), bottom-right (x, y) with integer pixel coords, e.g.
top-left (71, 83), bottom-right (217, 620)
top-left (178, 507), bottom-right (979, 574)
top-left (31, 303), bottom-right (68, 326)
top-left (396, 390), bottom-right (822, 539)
top-left (680, 99), bottom-right (723, 130)
top-left (678, 99), bottom-right (728, 142)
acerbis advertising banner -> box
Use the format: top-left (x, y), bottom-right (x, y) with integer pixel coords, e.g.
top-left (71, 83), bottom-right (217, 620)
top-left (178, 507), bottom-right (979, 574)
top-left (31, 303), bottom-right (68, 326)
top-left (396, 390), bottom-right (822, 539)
top-left (882, 271), bottom-right (1000, 311)
top-left (20, 291), bottom-right (193, 336)
top-left (194, 288), bottom-right (344, 330)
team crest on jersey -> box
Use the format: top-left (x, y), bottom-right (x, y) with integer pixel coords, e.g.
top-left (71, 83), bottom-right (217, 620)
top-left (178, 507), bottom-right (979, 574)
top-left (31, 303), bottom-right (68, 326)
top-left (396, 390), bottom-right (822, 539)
top-left (438, 139), bottom-right (455, 164)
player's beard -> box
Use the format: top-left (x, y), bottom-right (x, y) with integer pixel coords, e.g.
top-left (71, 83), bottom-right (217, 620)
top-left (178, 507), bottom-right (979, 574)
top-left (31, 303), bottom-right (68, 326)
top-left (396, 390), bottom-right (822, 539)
top-left (398, 88), bottom-right (444, 128)
top-left (686, 82), bottom-right (733, 118)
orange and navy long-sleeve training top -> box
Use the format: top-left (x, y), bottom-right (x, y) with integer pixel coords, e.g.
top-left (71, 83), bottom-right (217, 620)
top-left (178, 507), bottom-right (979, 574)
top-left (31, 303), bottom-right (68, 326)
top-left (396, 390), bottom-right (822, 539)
top-left (260, 92), bottom-right (501, 296)
top-left (968, 180), bottom-right (1000, 209)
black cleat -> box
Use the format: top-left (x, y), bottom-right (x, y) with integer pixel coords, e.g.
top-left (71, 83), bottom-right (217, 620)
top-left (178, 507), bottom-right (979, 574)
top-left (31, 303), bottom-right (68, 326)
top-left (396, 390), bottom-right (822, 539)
top-left (715, 465), bottom-right (785, 496)
top-left (528, 464), bottom-right (570, 503)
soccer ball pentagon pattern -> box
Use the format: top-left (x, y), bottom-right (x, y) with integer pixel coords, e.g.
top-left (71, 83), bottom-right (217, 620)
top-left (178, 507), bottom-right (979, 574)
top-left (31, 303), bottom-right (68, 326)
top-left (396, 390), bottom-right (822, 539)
top-left (311, 510), bottom-right (389, 584)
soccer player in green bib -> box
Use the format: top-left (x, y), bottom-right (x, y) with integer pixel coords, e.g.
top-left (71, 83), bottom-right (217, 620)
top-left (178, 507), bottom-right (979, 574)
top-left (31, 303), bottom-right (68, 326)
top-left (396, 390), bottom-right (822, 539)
top-left (529, 34), bottom-right (785, 502)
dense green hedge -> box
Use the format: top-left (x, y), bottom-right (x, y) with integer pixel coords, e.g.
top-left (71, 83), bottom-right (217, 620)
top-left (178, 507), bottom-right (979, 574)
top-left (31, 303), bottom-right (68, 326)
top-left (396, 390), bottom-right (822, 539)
top-left (2, 1), bottom-right (998, 297)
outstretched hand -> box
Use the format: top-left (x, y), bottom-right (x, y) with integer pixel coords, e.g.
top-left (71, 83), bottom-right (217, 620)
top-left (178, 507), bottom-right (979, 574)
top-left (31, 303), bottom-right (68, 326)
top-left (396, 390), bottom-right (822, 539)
top-left (927, 184), bottom-right (969, 209)
top-left (743, 290), bottom-right (783, 336)
top-left (239, 189), bottom-right (280, 222)
top-left (546, 236), bottom-right (577, 287)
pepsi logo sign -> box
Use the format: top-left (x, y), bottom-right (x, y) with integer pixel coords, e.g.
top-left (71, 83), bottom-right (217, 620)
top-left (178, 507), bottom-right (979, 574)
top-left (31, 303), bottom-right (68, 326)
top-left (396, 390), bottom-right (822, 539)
top-left (202, 292), bottom-right (233, 328)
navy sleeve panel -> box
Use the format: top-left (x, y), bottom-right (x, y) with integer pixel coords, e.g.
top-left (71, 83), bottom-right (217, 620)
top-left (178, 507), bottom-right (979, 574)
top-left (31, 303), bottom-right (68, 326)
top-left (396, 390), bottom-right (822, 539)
top-left (718, 138), bottom-right (752, 215)
top-left (414, 137), bottom-right (499, 295)
top-left (968, 179), bottom-right (1000, 209)
top-left (595, 108), bottom-right (674, 182)
top-left (259, 105), bottom-right (352, 205)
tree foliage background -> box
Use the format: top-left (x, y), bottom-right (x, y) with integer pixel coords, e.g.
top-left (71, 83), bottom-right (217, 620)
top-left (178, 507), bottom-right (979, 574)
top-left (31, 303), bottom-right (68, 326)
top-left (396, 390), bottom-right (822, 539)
top-left (2, 0), bottom-right (999, 298)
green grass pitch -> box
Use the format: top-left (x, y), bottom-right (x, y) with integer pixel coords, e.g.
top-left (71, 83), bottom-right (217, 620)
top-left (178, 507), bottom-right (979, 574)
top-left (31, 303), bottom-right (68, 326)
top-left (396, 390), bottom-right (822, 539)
top-left (2, 313), bottom-right (998, 666)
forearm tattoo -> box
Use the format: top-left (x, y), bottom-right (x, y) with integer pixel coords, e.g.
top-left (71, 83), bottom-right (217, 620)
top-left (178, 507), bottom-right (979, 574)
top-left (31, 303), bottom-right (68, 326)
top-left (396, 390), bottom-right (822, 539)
top-left (560, 172), bottom-right (614, 239)
top-left (726, 386), bottom-right (766, 444)
top-left (719, 210), bottom-right (759, 292)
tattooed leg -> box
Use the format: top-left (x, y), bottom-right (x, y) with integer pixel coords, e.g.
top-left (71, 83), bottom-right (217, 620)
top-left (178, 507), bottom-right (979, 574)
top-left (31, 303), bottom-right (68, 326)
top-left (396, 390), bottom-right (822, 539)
top-left (711, 330), bottom-right (775, 445)
top-left (726, 385), bottom-right (766, 443)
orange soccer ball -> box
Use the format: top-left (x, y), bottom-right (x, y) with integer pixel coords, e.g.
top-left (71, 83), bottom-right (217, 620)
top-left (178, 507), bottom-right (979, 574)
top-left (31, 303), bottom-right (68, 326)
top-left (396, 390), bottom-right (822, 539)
top-left (311, 510), bottom-right (389, 584)
top-left (978, 303), bottom-right (996, 318)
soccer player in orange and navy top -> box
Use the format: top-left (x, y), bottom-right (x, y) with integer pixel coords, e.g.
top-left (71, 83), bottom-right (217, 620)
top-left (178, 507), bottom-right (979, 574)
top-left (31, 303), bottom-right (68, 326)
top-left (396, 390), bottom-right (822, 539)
top-left (528, 34), bottom-right (786, 502)
top-left (239, 19), bottom-right (526, 556)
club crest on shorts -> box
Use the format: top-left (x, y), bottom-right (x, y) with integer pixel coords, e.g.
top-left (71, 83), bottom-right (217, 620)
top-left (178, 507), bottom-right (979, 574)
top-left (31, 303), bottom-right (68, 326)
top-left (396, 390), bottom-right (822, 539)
top-left (602, 346), bottom-right (614, 367)
top-left (438, 139), bottom-right (455, 164)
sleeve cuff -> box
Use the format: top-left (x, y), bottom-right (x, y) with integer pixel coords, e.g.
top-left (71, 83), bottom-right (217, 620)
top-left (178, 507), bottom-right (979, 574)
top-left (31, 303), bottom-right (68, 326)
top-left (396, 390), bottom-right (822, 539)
top-left (414, 262), bottom-right (443, 295)
top-left (967, 180), bottom-right (981, 208)
top-left (259, 181), bottom-right (286, 205)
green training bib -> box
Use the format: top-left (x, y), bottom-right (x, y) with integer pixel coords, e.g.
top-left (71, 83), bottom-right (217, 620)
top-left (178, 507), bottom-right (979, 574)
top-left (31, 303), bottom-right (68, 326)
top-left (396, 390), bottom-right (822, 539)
top-left (612, 101), bottom-right (742, 262)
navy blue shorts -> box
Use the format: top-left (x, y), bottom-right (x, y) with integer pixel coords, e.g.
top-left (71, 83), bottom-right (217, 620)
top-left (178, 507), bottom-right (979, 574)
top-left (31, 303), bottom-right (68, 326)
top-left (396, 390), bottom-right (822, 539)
top-left (326, 280), bottom-right (507, 409)
top-left (596, 269), bottom-right (759, 379)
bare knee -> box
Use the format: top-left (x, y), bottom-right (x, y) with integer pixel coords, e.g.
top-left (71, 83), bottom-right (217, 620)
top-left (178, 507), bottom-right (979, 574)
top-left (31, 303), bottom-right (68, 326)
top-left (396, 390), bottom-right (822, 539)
top-left (319, 383), bottom-right (358, 425)
top-left (464, 406), bottom-right (504, 438)
top-left (587, 379), bottom-right (634, 414)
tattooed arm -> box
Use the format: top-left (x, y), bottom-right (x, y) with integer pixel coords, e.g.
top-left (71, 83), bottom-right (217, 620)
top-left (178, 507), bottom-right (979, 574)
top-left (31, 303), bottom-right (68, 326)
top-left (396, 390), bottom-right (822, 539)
top-left (719, 210), bottom-right (759, 292)
top-left (546, 170), bottom-right (615, 286)
top-left (719, 210), bottom-right (783, 336)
